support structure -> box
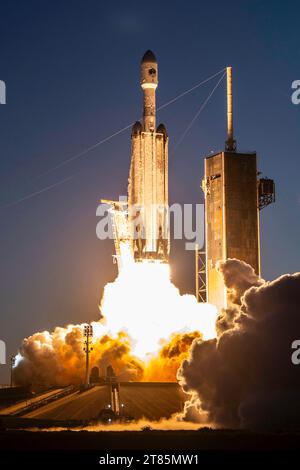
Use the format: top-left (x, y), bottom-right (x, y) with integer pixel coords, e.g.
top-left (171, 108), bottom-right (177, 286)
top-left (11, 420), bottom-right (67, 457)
top-left (195, 244), bottom-right (207, 302)
top-left (258, 178), bottom-right (275, 209)
top-left (225, 66), bottom-right (236, 152)
top-left (101, 199), bottom-right (129, 271)
top-left (83, 324), bottom-right (93, 387)
top-left (202, 66), bottom-right (274, 311)
top-left (106, 365), bottom-right (120, 417)
top-left (10, 356), bottom-right (15, 387)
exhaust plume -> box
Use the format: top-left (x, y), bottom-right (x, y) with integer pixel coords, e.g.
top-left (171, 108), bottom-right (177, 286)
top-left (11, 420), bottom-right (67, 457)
top-left (14, 260), bottom-right (217, 388)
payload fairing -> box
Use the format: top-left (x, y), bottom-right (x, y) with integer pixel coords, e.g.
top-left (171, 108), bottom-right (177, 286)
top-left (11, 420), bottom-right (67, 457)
top-left (128, 50), bottom-right (169, 262)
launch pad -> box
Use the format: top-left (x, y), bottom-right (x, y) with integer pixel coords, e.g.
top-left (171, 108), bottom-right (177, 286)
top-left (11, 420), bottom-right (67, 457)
top-left (0, 382), bottom-right (187, 428)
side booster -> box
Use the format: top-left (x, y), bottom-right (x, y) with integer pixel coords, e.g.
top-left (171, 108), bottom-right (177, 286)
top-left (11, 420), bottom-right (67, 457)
top-left (128, 50), bottom-right (169, 262)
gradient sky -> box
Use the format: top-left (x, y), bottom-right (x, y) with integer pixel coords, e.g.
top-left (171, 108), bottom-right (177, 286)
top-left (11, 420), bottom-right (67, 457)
top-left (0, 0), bottom-right (299, 383)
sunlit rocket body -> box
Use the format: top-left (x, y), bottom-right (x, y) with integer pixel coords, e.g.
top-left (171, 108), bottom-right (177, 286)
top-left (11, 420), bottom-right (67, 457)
top-left (128, 50), bottom-right (169, 261)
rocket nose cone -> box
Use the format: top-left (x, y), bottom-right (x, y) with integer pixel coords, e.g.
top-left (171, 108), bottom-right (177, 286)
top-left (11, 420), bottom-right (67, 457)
top-left (142, 50), bottom-right (157, 63)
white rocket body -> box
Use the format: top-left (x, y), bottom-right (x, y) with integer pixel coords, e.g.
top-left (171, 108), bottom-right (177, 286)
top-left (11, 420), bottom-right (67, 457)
top-left (128, 51), bottom-right (169, 261)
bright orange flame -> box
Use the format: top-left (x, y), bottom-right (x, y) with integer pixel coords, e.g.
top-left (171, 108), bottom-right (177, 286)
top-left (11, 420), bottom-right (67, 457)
top-left (14, 243), bottom-right (217, 387)
top-left (98, 245), bottom-right (217, 359)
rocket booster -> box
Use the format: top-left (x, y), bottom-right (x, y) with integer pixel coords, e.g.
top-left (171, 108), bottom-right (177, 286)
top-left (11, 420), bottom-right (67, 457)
top-left (128, 51), bottom-right (169, 262)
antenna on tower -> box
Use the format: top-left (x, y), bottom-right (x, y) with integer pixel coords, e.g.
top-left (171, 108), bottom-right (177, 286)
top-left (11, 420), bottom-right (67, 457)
top-left (225, 66), bottom-right (236, 151)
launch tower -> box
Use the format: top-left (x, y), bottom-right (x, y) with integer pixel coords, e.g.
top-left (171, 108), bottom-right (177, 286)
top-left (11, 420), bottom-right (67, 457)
top-left (202, 67), bottom-right (275, 311)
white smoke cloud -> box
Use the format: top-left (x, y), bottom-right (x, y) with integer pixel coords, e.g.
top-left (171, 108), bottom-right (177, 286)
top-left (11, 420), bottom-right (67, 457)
top-left (13, 260), bottom-right (217, 388)
top-left (178, 259), bottom-right (300, 431)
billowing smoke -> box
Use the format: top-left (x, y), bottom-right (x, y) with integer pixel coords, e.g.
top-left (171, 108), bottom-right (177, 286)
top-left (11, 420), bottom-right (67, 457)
top-left (14, 260), bottom-right (217, 388)
top-left (216, 259), bottom-right (263, 334)
top-left (14, 327), bottom-right (144, 388)
top-left (178, 259), bottom-right (300, 430)
top-left (14, 326), bottom-right (202, 388)
top-left (143, 331), bottom-right (202, 382)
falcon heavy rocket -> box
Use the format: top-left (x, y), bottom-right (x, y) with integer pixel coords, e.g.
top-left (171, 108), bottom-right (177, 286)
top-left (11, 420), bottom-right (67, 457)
top-left (127, 50), bottom-right (169, 262)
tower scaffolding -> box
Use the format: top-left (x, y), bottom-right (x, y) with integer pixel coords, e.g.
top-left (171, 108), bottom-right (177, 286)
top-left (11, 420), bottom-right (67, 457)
top-left (195, 244), bottom-right (207, 302)
top-left (101, 199), bottom-right (130, 271)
